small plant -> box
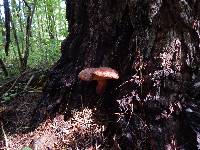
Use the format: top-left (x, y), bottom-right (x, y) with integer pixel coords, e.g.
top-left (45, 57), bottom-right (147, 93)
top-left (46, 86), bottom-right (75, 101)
top-left (1, 92), bottom-right (17, 103)
top-left (22, 147), bottom-right (32, 150)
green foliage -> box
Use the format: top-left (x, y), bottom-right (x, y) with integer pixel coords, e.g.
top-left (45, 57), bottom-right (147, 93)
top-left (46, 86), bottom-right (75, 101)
top-left (2, 92), bottom-right (17, 103)
top-left (22, 147), bottom-right (32, 150)
top-left (1, 82), bottom-right (25, 103)
top-left (28, 38), bottom-right (61, 69)
top-left (0, 0), bottom-right (67, 77)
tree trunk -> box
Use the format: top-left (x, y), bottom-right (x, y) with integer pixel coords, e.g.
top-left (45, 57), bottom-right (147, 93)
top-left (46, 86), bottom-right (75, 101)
top-left (3, 0), bottom-right (11, 56)
top-left (33, 0), bottom-right (200, 149)
top-left (22, 0), bottom-right (36, 71)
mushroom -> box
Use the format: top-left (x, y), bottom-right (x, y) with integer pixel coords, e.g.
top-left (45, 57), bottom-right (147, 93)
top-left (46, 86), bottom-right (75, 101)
top-left (78, 67), bottom-right (119, 95)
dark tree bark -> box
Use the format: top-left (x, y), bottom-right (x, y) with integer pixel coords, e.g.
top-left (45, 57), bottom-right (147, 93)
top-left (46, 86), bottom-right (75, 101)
top-left (33, 0), bottom-right (200, 149)
top-left (21, 0), bottom-right (36, 71)
top-left (3, 0), bottom-right (11, 56)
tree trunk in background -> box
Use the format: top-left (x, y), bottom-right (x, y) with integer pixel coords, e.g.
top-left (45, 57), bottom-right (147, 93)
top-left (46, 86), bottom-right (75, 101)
top-left (3, 0), bottom-right (11, 56)
top-left (45, 0), bottom-right (56, 39)
top-left (33, 0), bottom-right (200, 149)
top-left (22, 0), bottom-right (36, 71)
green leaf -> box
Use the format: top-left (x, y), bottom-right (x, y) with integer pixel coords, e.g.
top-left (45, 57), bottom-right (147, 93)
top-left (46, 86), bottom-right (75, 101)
top-left (22, 147), bottom-right (32, 150)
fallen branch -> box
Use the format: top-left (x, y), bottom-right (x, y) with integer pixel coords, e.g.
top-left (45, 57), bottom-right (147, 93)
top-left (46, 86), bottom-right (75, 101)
top-left (23, 74), bottom-right (35, 91)
top-left (0, 77), bottom-right (16, 90)
top-left (0, 70), bottom-right (28, 98)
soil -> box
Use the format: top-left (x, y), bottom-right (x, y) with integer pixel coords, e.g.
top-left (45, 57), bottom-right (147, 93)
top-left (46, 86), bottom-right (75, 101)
top-left (0, 70), bottom-right (105, 150)
top-left (0, 91), bottom-right (104, 150)
top-left (0, 69), bottom-right (199, 149)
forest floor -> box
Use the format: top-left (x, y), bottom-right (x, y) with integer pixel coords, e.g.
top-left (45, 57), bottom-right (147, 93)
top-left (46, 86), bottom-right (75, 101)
top-left (0, 70), bottom-right (105, 150)
top-left (2, 69), bottom-right (199, 149)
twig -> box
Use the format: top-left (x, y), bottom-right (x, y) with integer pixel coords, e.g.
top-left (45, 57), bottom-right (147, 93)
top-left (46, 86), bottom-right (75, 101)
top-left (0, 70), bottom-right (28, 98)
top-left (1, 121), bottom-right (8, 150)
top-left (0, 77), bottom-right (16, 90)
top-left (23, 74), bottom-right (35, 91)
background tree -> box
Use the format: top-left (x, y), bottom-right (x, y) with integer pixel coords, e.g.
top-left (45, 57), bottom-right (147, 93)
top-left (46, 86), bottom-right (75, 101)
top-left (33, 0), bottom-right (200, 149)
top-left (0, 0), bottom-right (67, 75)
top-left (3, 0), bottom-right (11, 56)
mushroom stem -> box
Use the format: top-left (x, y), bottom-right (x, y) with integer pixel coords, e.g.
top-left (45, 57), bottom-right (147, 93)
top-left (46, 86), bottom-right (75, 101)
top-left (96, 80), bottom-right (107, 95)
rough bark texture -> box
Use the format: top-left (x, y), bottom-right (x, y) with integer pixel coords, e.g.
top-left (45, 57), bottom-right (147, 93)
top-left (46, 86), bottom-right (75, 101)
top-left (33, 0), bottom-right (200, 149)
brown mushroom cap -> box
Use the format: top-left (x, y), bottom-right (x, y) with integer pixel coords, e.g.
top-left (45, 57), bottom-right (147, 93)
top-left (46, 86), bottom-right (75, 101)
top-left (92, 67), bottom-right (119, 80)
top-left (78, 67), bottom-right (119, 81)
top-left (78, 68), bottom-right (96, 81)
top-left (78, 67), bottom-right (119, 94)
